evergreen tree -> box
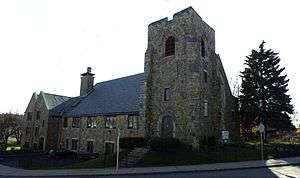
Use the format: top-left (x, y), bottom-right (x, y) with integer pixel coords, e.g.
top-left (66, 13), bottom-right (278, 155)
top-left (240, 41), bottom-right (295, 140)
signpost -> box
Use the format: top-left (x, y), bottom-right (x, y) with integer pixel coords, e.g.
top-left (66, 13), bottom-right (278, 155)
top-left (258, 122), bottom-right (265, 160)
top-left (116, 128), bottom-right (120, 172)
top-left (222, 130), bottom-right (229, 143)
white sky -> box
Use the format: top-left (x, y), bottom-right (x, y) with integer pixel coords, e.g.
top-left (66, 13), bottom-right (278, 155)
top-left (0, 0), bottom-right (299, 125)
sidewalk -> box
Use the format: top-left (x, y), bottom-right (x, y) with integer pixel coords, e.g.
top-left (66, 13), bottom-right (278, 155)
top-left (1, 157), bottom-right (300, 177)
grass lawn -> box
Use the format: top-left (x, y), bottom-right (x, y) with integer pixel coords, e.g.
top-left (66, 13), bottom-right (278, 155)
top-left (64, 150), bottom-right (129, 169)
top-left (138, 145), bottom-right (262, 167)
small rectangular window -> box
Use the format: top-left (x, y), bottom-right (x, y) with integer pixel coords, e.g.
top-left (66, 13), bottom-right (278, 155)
top-left (128, 115), bottom-right (138, 129)
top-left (105, 142), bottom-right (115, 154)
top-left (87, 117), bottom-right (97, 128)
top-left (36, 111), bottom-right (40, 120)
top-left (63, 118), bottom-right (68, 128)
top-left (71, 138), bottom-right (78, 151)
top-left (204, 70), bottom-right (208, 83)
top-left (34, 127), bottom-right (39, 136)
top-left (27, 112), bottom-right (33, 120)
top-left (25, 127), bottom-right (30, 135)
top-left (42, 120), bottom-right (45, 127)
top-left (105, 117), bottom-right (116, 129)
top-left (86, 140), bottom-right (94, 153)
top-left (164, 88), bottom-right (170, 101)
top-left (204, 101), bottom-right (208, 117)
top-left (72, 118), bottom-right (80, 128)
top-left (65, 139), bottom-right (69, 149)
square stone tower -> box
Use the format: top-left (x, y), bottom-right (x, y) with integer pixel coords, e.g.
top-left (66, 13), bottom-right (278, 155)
top-left (142, 7), bottom-right (239, 147)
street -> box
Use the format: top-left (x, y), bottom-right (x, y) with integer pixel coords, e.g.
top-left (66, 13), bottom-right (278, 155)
top-left (1, 165), bottom-right (299, 178)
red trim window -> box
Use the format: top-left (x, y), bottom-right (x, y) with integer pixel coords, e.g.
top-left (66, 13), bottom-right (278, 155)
top-left (165, 36), bottom-right (175, 57)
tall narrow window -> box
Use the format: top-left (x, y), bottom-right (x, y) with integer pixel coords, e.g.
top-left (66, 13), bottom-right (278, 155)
top-left (63, 118), bottom-right (68, 128)
top-left (164, 88), bottom-right (170, 101)
top-left (71, 138), bottom-right (78, 151)
top-left (204, 100), bottom-right (208, 117)
top-left (165, 36), bottom-right (175, 57)
top-left (204, 70), bottom-right (208, 83)
top-left (27, 112), bottom-right (33, 120)
top-left (87, 140), bottom-right (94, 153)
top-left (36, 111), bottom-right (40, 120)
top-left (34, 127), bottom-right (39, 136)
top-left (201, 39), bottom-right (206, 58)
top-left (65, 139), bottom-right (69, 149)
top-left (26, 127), bottom-right (30, 135)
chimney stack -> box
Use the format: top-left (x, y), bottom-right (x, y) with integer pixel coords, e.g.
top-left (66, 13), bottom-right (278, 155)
top-left (80, 67), bottom-right (95, 96)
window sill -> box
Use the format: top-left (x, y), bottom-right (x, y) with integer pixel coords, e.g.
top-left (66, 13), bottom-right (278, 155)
top-left (163, 55), bottom-right (175, 60)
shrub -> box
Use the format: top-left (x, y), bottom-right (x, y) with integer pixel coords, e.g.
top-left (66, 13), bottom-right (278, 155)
top-left (119, 137), bottom-right (147, 149)
top-left (199, 135), bottom-right (216, 147)
top-left (149, 137), bottom-right (181, 152)
top-left (207, 136), bottom-right (216, 146)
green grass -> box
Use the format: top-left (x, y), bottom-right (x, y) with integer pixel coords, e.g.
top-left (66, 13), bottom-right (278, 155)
top-left (64, 150), bottom-right (129, 169)
top-left (139, 145), bottom-right (262, 167)
top-left (271, 139), bottom-right (300, 145)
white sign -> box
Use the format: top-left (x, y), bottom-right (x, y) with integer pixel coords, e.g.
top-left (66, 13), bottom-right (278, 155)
top-left (222, 131), bottom-right (229, 140)
top-left (258, 123), bottom-right (265, 133)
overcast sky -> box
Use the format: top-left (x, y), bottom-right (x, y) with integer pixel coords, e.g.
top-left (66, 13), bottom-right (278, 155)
top-left (0, 0), bottom-right (299, 125)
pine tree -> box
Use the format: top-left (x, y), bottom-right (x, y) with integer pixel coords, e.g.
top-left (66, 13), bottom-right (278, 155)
top-left (240, 41), bottom-right (295, 140)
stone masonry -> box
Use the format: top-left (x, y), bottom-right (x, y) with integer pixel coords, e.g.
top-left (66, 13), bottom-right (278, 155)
top-left (22, 7), bottom-right (239, 153)
top-left (142, 7), bottom-right (239, 146)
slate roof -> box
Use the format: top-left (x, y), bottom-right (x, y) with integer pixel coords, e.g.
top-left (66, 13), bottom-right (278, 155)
top-left (42, 92), bottom-right (71, 110)
top-left (49, 96), bottom-right (84, 117)
top-left (49, 73), bottom-right (144, 118)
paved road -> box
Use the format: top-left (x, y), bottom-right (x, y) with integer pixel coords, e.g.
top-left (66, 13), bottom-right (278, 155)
top-left (2, 165), bottom-right (299, 178)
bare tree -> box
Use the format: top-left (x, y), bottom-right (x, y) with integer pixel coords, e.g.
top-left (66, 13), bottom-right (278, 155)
top-left (0, 113), bottom-right (23, 152)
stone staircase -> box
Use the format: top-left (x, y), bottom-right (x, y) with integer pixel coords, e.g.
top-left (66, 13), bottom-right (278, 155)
top-left (119, 147), bottom-right (149, 168)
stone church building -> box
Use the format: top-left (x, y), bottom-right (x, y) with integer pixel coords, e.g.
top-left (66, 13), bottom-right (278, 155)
top-left (21, 7), bottom-right (239, 154)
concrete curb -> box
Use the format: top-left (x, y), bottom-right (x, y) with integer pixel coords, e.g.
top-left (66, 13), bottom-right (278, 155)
top-left (1, 157), bottom-right (300, 177)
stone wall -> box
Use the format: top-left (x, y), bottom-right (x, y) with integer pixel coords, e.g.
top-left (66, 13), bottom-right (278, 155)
top-left (60, 115), bottom-right (144, 154)
top-left (21, 92), bottom-right (49, 150)
top-left (143, 7), bottom-right (239, 147)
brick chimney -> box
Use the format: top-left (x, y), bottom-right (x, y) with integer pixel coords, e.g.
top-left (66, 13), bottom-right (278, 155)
top-left (80, 67), bottom-right (95, 96)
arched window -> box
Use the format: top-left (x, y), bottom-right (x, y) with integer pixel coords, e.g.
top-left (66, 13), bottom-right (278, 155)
top-left (165, 36), bottom-right (175, 57)
top-left (201, 39), bottom-right (206, 58)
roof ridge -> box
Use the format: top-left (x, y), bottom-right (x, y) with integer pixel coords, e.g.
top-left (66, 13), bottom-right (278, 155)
top-left (95, 72), bottom-right (144, 86)
top-left (43, 92), bottom-right (71, 98)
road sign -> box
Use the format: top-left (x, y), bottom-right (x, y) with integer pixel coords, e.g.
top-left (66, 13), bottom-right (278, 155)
top-left (258, 122), bottom-right (265, 133)
top-left (222, 130), bottom-right (229, 140)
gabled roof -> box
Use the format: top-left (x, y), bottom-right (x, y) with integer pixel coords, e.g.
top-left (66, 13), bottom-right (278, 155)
top-left (41, 92), bottom-right (71, 110)
top-left (63, 73), bottom-right (144, 117)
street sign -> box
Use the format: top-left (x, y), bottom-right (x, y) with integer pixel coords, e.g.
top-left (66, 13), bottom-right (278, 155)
top-left (222, 131), bottom-right (229, 143)
top-left (222, 130), bottom-right (229, 140)
top-left (258, 122), bottom-right (265, 133)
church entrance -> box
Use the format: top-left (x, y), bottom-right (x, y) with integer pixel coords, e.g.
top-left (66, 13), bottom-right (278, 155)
top-left (161, 115), bottom-right (174, 138)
